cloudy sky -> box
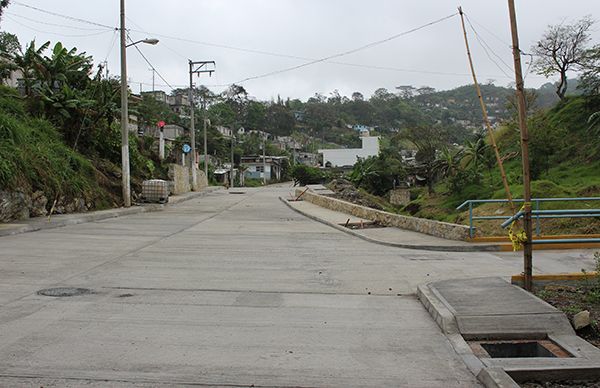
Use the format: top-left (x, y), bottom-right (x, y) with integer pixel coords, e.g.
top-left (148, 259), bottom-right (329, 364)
top-left (2, 0), bottom-right (598, 100)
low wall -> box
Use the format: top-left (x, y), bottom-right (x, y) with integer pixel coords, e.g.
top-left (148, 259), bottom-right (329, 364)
top-left (389, 188), bottom-right (410, 206)
top-left (168, 164), bottom-right (208, 195)
top-left (296, 188), bottom-right (470, 241)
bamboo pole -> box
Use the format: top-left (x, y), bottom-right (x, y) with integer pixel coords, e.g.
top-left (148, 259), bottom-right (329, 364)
top-left (507, 0), bottom-right (534, 291)
top-left (458, 7), bottom-right (516, 214)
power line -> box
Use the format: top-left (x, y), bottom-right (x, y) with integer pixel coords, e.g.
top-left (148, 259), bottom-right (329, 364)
top-left (226, 12), bottom-right (460, 85)
top-left (11, 1), bottom-right (116, 29)
top-left (10, 3), bottom-right (535, 85)
top-left (5, 15), bottom-right (115, 38)
top-left (465, 15), bottom-right (513, 74)
top-left (5, 11), bottom-right (112, 31)
top-left (127, 35), bottom-right (174, 90)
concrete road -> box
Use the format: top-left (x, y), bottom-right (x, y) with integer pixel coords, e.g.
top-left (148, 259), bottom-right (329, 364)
top-left (0, 185), bottom-right (596, 387)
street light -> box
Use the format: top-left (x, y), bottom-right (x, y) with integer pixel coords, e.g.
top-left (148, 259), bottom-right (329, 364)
top-left (120, 0), bottom-right (159, 207)
top-left (126, 38), bottom-right (159, 48)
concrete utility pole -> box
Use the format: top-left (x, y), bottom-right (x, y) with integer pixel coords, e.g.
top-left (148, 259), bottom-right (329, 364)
top-left (203, 117), bottom-right (209, 179)
top-left (230, 135), bottom-right (235, 188)
top-left (262, 135), bottom-right (267, 185)
top-left (119, 0), bottom-right (130, 207)
top-left (149, 68), bottom-right (155, 92)
top-left (507, 0), bottom-right (534, 291)
top-left (119, 0), bottom-right (158, 207)
top-left (188, 60), bottom-right (215, 189)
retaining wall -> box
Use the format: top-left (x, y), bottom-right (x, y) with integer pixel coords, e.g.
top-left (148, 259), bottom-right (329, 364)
top-left (168, 164), bottom-right (208, 195)
top-left (296, 188), bottom-right (470, 241)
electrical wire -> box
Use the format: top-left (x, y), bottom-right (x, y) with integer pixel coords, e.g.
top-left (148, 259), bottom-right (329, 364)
top-left (11, 1), bottom-right (116, 29)
top-left (127, 35), bottom-right (174, 90)
top-left (10, 4), bottom-right (516, 82)
top-left (5, 12), bottom-right (113, 31)
top-left (464, 14), bottom-right (514, 79)
top-left (5, 15), bottom-right (115, 38)
top-left (224, 12), bottom-right (460, 86)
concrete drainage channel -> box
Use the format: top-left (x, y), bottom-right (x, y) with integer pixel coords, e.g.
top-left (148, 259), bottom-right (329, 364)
top-left (418, 277), bottom-right (600, 387)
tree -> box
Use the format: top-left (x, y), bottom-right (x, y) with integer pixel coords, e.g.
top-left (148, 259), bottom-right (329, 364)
top-left (0, 32), bottom-right (19, 82)
top-left (396, 85), bottom-right (416, 99)
top-left (401, 126), bottom-right (447, 194)
top-left (578, 46), bottom-right (600, 95)
top-left (0, 0), bottom-right (9, 23)
top-left (351, 91), bottom-right (364, 101)
top-left (532, 16), bottom-right (597, 100)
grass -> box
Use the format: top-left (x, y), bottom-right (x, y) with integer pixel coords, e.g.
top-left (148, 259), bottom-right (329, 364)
top-left (405, 95), bottom-right (600, 236)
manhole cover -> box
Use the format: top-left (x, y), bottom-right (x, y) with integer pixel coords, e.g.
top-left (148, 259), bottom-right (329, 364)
top-left (37, 287), bottom-right (94, 297)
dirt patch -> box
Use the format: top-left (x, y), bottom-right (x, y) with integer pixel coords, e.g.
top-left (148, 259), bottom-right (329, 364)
top-left (536, 285), bottom-right (600, 348)
top-left (327, 179), bottom-right (384, 210)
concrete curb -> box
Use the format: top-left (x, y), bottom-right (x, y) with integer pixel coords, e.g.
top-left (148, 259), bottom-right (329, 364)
top-left (416, 283), bottom-right (459, 334)
top-left (280, 197), bottom-right (503, 252)
top-left (418, 277), bottom-right (600, 388)
top-left (0, 187), bottom-right (223, 238)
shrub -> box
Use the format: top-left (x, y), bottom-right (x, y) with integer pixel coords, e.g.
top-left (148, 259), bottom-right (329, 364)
top-left (290, 164), bottom-right (324, 186)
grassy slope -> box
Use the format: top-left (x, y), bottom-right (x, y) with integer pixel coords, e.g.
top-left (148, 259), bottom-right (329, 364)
top-left (0, 87), bottom-right (164, 214)
top-left (411, 95), bottom-right (600, 236)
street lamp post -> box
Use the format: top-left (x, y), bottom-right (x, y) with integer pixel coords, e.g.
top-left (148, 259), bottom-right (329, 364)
top-left (120, 0), bottom-right (158, 207)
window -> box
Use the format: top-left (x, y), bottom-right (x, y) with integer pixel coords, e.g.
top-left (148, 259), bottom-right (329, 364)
top-left (256, 165), bottom-right (264, 173)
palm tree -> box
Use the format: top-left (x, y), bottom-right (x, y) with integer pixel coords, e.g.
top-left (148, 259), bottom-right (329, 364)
top-left (432, 147), bottom-right (463, 180)
top-left (461, 132), bottom-right (488, 173)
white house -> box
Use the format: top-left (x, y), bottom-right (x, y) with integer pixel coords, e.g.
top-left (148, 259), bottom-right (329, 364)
top-left (319, 135), bottom-right (380, 167)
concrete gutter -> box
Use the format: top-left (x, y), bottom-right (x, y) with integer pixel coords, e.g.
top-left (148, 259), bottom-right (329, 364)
top-left (0, 187), bottom-right (223, 238)
top-left (280, 197), bottom-right (503, 252)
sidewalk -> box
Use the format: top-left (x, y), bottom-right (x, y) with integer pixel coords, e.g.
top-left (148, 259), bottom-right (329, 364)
top-left (0, 186), bottom-right (223, 237)
top-left (282, 198), bottom-right (502, 252)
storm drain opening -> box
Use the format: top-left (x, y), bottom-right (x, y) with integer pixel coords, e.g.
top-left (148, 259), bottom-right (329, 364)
top-left (339, 219), bottom-right (386, 230)
top-left (37, 287), bottom-right (94, 297)
top-left (469, 339), bottom-right (572, 359)
top-left (229, 191), bottom-right (246, 195)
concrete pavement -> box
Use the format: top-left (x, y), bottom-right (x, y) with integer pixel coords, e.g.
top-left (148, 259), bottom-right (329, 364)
top-left (0, 185), bottom-right (598, 387)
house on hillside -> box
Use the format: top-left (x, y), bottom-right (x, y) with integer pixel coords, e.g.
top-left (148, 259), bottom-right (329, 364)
top-left (295, 152), bottom-right (319, 167)
top-left (319, 135), bottom-right (380, 168)
top-left (241, 156), bottom-right (287, 182)
top-left (216, 126), bottom-right (233, 138)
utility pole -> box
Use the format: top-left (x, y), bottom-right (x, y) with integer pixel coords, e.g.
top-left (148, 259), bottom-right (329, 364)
top-left (262, 135), bottom-right (267, 185)
top-left (149, 68), bottom-right (155, 92)
top-left (119, 0), bottom-right (130, 207)
top-left (458, 7), bottom-right (515, 213)
top-left (188, 60), bottom-right (215, 190)
top-left (203, 118), bottom-right (209, 178)
top-left (230, 135), bottom-right (235, 188)
top-left (507, 0), bottom-right (534, 291)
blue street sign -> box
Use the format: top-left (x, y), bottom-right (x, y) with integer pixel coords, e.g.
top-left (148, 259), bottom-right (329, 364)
top-left (182, 144), bottom-right (191, 154)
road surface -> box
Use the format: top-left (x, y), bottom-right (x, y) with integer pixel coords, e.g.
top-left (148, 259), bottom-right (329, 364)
top-left (0, 185), bottom-right (595, 387)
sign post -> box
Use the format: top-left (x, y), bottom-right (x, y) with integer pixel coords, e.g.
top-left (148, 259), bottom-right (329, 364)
top-left (158, 120), bottom-right (166, 160)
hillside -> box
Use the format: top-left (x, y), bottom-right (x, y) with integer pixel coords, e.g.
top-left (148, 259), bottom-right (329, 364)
top-left (0, 86), bottom-right (161, 221)
top-left (410, 94), bottom-right (600, 236)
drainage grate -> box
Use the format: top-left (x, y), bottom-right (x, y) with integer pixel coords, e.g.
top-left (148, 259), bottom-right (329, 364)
top-left (37, 287), bottom-right (94, 297)
top-left (469, 339), bottom-right (572, 358)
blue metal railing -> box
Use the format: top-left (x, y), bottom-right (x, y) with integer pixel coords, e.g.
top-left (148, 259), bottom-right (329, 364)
top-left (456, 197), bottom-right (600, 238)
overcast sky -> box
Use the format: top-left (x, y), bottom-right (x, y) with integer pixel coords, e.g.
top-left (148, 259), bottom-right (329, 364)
top-left (2, 0), bottom-right (598, 101)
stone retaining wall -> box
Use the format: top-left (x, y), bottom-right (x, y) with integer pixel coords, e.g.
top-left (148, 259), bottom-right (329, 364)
top-left (168, 164), bottom-right (208, 195)
top-left (296, 188), bottom-right (470, 241)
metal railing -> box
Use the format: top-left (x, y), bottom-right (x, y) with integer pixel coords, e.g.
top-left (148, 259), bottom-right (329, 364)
top-left (456, 197), bottom-right (600, 239)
